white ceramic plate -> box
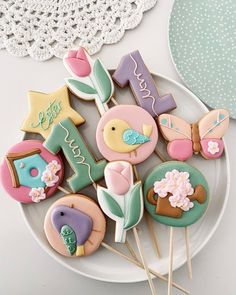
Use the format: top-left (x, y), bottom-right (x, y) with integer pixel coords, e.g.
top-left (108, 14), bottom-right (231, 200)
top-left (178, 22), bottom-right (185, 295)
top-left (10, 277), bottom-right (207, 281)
top-left (20, 73), bottom-right (230, 283)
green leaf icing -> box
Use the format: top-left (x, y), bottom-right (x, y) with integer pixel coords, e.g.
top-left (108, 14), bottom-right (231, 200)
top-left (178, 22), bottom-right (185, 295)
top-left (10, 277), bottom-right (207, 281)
top-left (124, 182), bottom-right (142, 230)
top-left (93, 59), bottom-right (112, 103)
top-left (60, 224), bottom-right (77, 256)
top-left (68, 79), bottom-right (97, 94)
top-left (101, 190), bottom-right (124, 218)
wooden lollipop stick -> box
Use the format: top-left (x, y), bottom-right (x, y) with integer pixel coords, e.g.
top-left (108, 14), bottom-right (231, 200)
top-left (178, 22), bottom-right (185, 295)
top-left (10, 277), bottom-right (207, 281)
top-left (184, 227), bottom-right (192, 279)
top-left (125, 238), bottom-right (139, 262)
top-left (154, 149), bottom-right (167, 163)
top-left (58, 186), bottom-right (71, 194)
top-left (133, 227), bottom-right (157, 295)
top-left (133, 165), bottom-right (162, 258)
top-left (168, 227), bottom-right (174, 295)
top-left (101, 242), bottom-right (189, 294)
top-left (145, 211), bottom-right (161, 258)
top-left (111, 97), bottom-right (118, 106)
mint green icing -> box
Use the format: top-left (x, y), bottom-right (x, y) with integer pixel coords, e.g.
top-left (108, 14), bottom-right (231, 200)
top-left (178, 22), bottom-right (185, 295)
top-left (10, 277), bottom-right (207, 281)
top-left (101, 190), bottom-right (124, 218)
top-left (144, 161), bottom-right (209, 227)
top-left (68, 79), bottom-right (97, 94)
top-left (124, 182), bottom-right (142, 230)
top-left (93, 59), bottom-right (112, 103)
top-left (43, 118), bottom-right (107, 192)
top-left (60, 224), bottom-right (77, 256)
top-left (14, 154), bottom-right (47, 188)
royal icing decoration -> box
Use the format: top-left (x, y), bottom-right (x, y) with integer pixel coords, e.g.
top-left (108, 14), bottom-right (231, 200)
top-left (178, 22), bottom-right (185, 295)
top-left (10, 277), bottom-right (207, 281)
top-left (0, 140), bottom-right (63, 203)
top-left (113, 50), bottom-right (176, 117)
top-left (43, 118), bottom-right (107, 192)
top-left (44, 194), bottom-right (106, 257)
top-left (96, 105), bottom-right (158, 165)
top-left (158, 109), bottom-right (229, 161)
top-left (207, 141), bottom-right (220, 155)
top-left (64, 47), bottom-right (114, 115)
top-left (97, 161), bottom-right (143, 243)
top-left (144, 162), bottom-right (209, 227)
top-left (51, 205), bottom-right (93, 256)
top-left (21, 86), bottom-right (85, 139)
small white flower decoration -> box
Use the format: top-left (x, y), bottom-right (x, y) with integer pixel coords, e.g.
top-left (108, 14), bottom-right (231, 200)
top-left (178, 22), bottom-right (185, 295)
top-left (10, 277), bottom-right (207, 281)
top-left (29, 187), bottom-right (46, 203)
top-left (46, 160), bottom-right (61, 174)
top-left (207, 141), bottom-right (220, 155)
top-left (41, 170), bottom-right (59, 187)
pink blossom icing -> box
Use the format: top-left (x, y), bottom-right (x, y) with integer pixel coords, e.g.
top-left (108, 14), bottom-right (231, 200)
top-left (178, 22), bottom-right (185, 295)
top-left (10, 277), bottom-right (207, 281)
top-left (104, 161), bottom-right (133, 195)
top-left (41, 170), bottom-right (59, 187)
top-left (29, 187), bottom-right (46, 203)
top-left (154, 169), bottom-right (194, 211)
top-left (46, 160), bottom-right (61, 174)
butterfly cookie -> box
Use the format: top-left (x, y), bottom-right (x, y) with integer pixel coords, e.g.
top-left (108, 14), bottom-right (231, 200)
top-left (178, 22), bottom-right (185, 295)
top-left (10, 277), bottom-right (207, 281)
top-left (157, 109), bottom-right (229, 161)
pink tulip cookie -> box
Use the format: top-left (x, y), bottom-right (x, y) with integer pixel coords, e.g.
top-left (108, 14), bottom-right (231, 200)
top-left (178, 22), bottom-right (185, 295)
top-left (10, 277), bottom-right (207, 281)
top-left (0, 140), bottom-right (64, 203)
top-left (64, 47), bottom-right (114, 115)
top-left (97, 161), bottom-right (143, 243)
top-left (158, 109), bottom-right (229, 161)
top-left (96, 105), bottom-right (158, 165)
top-left (44, 194), bottom-right (106, 257)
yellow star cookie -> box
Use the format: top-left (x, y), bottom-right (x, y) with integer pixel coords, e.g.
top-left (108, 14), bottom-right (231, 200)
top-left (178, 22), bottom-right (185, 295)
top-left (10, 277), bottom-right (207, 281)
top-left (21, 86), bottom-right (85, 138)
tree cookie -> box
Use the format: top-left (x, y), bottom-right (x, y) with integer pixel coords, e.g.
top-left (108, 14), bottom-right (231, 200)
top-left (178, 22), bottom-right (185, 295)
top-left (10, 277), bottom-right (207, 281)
top-left (0, 140), bottom-right (64, 203)
top-left (44, 194), bottom-right (106, 257)
top-left (144, 161), bottom-right (209, 227)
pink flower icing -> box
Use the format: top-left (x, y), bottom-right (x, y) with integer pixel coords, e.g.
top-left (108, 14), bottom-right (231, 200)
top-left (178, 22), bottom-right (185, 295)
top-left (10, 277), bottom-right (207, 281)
top-left (104, 161), bottom-right (133, 195)
top-left (154, 169), bottom-right (195, 211)
top-left (65, 48), bottom-right (91, 77)
top-left (41, 170), bottom-right (59, 187)
top-left (29, 187), bottom-right (46, 203)
top-left (46, 160), bottom-right (61, 174)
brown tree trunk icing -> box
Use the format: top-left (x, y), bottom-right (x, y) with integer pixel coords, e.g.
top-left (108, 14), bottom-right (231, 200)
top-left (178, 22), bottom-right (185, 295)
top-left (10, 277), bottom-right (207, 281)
top-left (191, 123), bottom-right (201, 154)
top-left (188, 184), bottom-right (206, 204)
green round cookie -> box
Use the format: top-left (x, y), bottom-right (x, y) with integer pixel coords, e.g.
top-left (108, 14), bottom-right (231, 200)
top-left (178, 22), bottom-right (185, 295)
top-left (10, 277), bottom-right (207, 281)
top-left (144, 161), bottom-right (209, 227)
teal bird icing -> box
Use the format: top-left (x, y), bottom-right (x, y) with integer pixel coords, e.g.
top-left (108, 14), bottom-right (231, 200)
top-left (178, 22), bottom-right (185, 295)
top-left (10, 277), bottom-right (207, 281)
top-left (123, 129), bottom-right (150, 145)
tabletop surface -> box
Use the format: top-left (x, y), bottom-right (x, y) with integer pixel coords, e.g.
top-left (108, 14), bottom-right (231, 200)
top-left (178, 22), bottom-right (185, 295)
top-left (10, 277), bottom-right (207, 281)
top-left (0, 1), bottom-right (235, 294)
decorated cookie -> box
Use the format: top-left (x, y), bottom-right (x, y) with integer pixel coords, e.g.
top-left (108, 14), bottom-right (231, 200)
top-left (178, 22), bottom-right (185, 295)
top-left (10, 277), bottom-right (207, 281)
top-left (43, 118), bottom-right (107, 192)
top-left (96, 105), bottom-right (158, 165)
top-left (144, 161), bottom-right (209, 227)
top-left (113, 50), bottom-right (176, 116)
top-left (158, 109), bottom-right (229, 161)
top-left (21, 86), bottom-right (85, 139)
top-left (64, 47), bottom-right (114, 115)
top-left (44, 194), bottom-right (106, 257)
top-left (97, 161), bottom-right (143, 243)
top-left (0, 140), bottom-right (64, 203)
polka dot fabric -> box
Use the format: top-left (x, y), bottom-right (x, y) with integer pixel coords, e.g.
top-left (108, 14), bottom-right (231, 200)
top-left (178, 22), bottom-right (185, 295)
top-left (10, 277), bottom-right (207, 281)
top-left (169, 0), bottom-right (236, 119)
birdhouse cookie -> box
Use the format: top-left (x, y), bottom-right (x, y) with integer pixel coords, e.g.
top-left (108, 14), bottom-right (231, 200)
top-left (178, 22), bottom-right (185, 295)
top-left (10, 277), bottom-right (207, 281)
top-left (144, 161), bottom-right (209, 227)
top-left (96, 105), bottom-right (158, 164)
top-left (44, 194), bottom-right (106, 257)
top-left (0, 140), bottom-right (64, 203)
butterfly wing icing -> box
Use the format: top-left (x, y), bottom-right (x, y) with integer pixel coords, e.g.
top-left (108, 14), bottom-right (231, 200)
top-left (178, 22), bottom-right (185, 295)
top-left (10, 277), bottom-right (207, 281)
top-left (158, 114), bottom-right (193, 161)
top-left (198, 109), bottom-right (229, 159)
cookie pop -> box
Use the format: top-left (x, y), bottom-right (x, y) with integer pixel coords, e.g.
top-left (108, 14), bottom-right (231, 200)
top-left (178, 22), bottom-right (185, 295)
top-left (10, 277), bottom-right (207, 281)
top-left (144, 161), bottom-right (209, 294)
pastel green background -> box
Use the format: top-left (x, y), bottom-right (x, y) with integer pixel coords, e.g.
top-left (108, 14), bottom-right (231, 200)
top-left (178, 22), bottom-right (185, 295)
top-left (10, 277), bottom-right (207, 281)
top-left (169, 0), bottom-right (236, 119)
top-left (144, 161), bottom-right (209, 227)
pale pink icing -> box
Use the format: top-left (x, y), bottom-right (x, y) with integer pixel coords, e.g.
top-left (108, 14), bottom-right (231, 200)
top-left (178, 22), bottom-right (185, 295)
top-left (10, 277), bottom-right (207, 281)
top-left (104, 161), bottom-right (133, 195)
top-left (41, 169), bottom-right (59, 187)
top-left (200, 138), bottom-right (224, 159)
top-left (29, 187), bottom-right (46, 203)
top-left (167, 139), bottom-right (193, 161)
top-left (154, 169), bottom-right (194, 211)
top-left (96, 105), bottom-right (158, 165)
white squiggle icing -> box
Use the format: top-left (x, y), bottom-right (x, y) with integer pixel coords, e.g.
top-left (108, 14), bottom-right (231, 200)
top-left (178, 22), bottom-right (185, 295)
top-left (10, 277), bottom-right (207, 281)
top-left (59, 122), bottom-right (94, 183)
top-left (129, 54), bottom-right (158, 116)
top-left (200, 111), bottom-right (229, 139)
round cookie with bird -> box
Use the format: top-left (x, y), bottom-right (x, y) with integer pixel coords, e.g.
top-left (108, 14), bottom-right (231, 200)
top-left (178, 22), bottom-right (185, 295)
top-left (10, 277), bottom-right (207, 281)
top-left (144, 161), bottom-right (209, 227)
top-left (44, 194), bottom-right (106, 257)
top-left (96, 105), bottom-right (158, 164)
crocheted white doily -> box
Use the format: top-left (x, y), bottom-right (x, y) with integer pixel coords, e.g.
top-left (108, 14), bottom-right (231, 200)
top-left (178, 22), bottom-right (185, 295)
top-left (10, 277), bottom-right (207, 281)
top-left (0, 0), bottom-right (157, 61)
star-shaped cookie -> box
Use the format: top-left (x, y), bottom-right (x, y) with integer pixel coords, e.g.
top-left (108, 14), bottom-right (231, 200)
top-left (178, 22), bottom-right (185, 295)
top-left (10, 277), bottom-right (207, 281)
top-left (21, 85), bottom-right (85, 138)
